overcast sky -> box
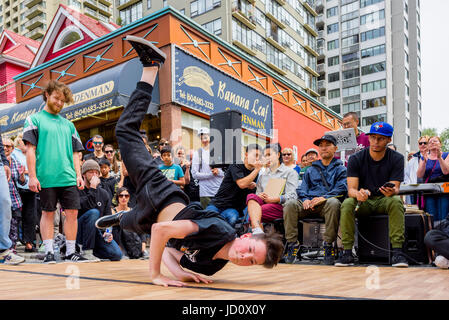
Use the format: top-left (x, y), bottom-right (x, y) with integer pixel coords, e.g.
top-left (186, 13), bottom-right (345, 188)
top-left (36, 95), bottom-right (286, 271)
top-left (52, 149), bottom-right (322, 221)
top-left (421, 0), bottom-right (449, 134)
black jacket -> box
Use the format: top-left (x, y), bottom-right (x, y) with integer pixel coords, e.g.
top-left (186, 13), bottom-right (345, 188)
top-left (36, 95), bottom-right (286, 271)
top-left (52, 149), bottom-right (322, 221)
top-left (78, 186), bottom-right (112, 218)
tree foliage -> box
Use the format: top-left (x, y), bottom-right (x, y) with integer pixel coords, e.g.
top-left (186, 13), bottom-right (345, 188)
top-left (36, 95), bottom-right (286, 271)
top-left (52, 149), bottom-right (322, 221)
top-left (422, 127), bottom-right (449, 152)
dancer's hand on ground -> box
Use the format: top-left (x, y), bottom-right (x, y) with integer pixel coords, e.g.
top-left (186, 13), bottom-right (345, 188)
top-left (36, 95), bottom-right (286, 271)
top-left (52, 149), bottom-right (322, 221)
top-left (177, 271), bottom-right (213, 284)
top-left (151, 274), bottom-right (187, 287)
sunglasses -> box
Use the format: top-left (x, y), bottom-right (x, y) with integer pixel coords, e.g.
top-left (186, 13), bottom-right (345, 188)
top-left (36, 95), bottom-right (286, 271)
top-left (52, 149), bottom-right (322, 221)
top-left (3, 145), bottom-right (13, 148)
top-left (118, 194), bottom-right (130, 198)
top-left (419, 142), bottom-right (427, 145)
top-left (160, 142), bottom-right (169, 146)
top-left (93, 142), bottom-right (103, 145)
top-left (105, 150), bottom-right (114, 154)
top-left (282, 153), bottom-right (292, 156)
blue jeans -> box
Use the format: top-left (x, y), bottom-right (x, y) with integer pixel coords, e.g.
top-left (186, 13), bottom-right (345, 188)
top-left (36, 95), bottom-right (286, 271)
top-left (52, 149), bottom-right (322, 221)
top-left (206, 204), bottom-right (240, 227)
top-left (424, 194), bottom-right (449, 223)
top-left (0, 164), bottom-right (12, 250)
top-left (77, 209), bottom-right (122, 261)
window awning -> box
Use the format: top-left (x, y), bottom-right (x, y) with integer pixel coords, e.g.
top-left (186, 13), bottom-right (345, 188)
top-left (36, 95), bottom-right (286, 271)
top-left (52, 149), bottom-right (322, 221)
top-left (0, 58), bottom-right (160, 137)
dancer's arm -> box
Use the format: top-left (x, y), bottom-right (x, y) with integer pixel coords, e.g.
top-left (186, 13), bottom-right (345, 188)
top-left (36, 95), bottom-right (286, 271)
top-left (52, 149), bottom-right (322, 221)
top-left (149, 219), bottom-right (199, 287)
top-left (162, 247), bottom-right (212, 284)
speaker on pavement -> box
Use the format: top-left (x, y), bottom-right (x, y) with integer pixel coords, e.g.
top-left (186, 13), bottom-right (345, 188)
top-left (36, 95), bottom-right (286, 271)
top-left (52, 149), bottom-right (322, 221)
top-left (209, 110), bottom-right (242, 167)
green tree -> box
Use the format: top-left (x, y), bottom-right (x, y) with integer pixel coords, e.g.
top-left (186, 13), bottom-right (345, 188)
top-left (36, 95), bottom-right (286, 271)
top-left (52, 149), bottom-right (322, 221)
top-left (421, 127), bottom-right (438, 138)
top-left (440, 128), bottom-right (449, 152)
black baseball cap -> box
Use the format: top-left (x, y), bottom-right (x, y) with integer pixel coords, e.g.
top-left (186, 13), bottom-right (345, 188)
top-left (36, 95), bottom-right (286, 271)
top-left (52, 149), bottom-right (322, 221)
top-left (313, 134), bottom-right (337, 146)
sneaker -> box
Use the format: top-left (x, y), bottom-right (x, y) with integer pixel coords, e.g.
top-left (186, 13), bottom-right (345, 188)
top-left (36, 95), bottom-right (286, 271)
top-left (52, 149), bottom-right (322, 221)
top-left (64, 252), bottom-right (89, 263)
top-left (434, 255), bottom-right (449, 269)
top-left (125, 35), bottom-right (166, 67)
top-left (334, 250), bottom-right (354, 267)
top-left (43, 252), bottom-right (56, 264)
top-left (391, 249), bottom-right (409, 268)
top-left (95, 211), bottom-right (124, 230)
top-left (141, 250), bottom-right (149, 260)
top-left (82, 250), bottom-right (101, 263)
top-left (0, 249), bottom-right (25, 265)
top-left (38, 243), bottom-right (46, 253)
top-left (323, 242), bottom-right (336, 265)
top-left (284, 241), bottom-right (300, 264)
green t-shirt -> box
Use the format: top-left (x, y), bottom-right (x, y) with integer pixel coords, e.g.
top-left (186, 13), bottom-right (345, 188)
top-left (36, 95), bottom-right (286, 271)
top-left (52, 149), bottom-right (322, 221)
top-left (23, 109), bottom-right (84, 188)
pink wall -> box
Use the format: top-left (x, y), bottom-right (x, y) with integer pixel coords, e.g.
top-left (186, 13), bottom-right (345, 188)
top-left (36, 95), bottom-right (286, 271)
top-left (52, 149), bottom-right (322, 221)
top-left (0, 62), bottom-right (26, 103)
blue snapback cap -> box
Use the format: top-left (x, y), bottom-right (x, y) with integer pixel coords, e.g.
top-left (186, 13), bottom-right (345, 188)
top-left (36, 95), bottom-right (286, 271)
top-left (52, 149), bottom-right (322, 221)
top-left (367, 122), bottom-right (394, 137)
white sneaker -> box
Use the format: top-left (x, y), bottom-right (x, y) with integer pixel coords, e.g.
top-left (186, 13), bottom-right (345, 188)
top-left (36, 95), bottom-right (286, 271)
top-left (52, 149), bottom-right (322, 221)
top-left (0, 249), bottom-right (25, 265)
top-left (434, 255), bottom-right (449, 269)
top-left (82, 249), bottom-right (101, 263)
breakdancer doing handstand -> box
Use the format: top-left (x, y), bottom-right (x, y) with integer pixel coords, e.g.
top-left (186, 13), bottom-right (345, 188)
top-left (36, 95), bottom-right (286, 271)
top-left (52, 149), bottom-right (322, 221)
top-left (96, 35), bottom-right (284, 287)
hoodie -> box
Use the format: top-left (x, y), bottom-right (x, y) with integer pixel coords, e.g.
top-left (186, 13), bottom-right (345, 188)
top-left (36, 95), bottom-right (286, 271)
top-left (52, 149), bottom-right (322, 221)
top-left (297, 158), bottom-right (347, 201)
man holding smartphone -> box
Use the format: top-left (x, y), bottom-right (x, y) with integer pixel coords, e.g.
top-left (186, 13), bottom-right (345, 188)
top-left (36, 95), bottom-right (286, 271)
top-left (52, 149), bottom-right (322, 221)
top-left (335, 122), bottom-right (408, 268)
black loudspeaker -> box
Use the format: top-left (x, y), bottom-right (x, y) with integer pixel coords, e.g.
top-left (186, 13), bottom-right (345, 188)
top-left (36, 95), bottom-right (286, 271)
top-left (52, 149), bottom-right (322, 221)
top-left (209, 110), bottom-right (242, 167)
top-left (357, 215), bottom-right (391, 265)
top-left (357, 214), bottom-right (433, 265)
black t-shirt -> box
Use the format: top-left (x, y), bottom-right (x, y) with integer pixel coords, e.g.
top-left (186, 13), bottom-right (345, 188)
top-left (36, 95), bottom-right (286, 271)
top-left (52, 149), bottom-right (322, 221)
top-left (83, 153), bottom-right (105, 163)
top-left (347, 147), bottom-right (404, 196)
top-left (168, 203), bottom-right (237, 276)
top-left (210, 164), bottom-right (256, 213)
top-left (78, 186), bottom-right (112, 218)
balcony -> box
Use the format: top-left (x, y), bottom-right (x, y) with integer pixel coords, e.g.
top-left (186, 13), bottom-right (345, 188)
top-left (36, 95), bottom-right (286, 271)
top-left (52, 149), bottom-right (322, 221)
top-left (98, 0), bottom-right (111, 5)
top-left (341, 27), bottom-right (359, 39)
top-left (342, 77), bottom-right (360, 88)
top-left (303, 22), bottom-right (318, 37)
top-left (117, 0), bottom-right (140, 11)
top-left (232, 9), bottom-right (256, 30)
top-left (315, 0), bottom-right (324, 12)
top-left (266, 35), bottom-right (286, 52)
top-left (316, 14), bottom-right (325, 28)
top-left (26, 4), bottom-right (45, 20)
top-left (274, 0), bottom-right (286, 5)
top-left (84, 0), bottom-right (98, 9)
top-left (317, 63), bottom-right (326, 74)
top-left (304, 43), bottom-right (319, 57)
top-left (266, 12), bottom-right (286, 29)
top-left (98, 2), bottom-right (112, 16)
top-left (305, 65), bottom-right (320, 77)
top-left (319, 96), bottom-right (327, 105)
top-left (341, 60), bottom-right (360, 71)
top-left (342, 94), bottom-right (361, 104)
top-left (84, 6), bottom-right (98, 19)
top-left (267, 62), bottom-right (287, 75)
top-left (318, 80), bottom-right (327, 91)
top-left (341, 43), bottom-right (359, 55)
top-left (24, 0), bottom-right (42, 8)
top-left (25, 26), bottom-right (45, 39)
top-left (303, 0), bottom-right (318, 17)
top-left (24, 14), bottom-right (44, 30)
top-left (232, 40), bottom-right (257, 56)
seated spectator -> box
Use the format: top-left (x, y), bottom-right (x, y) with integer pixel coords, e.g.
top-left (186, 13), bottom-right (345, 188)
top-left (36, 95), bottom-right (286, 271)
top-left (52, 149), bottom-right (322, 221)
top-left (112, 187), bottom-right (148, 259)
top-left (283, 135), bottom-right (347, 265)
top-left (403, 135), bottom-right (429, 204)
top-left (416, 136), bottom-right (449, 224)
top-left (99, 158), bottom-right (118, 200)
top-left (247, 143), bottom-right (299, 235)
top-left (3, 138), bottom-right (26, 249)
top-left (298, 154), bottom-right (309, 181)
top-left (207, 144), bottom-right (262, 227)
top-left (83, 134), bottom-right (106, 162)
top-left (335, 122), bottom-right (408, 268)
top-left (159, 146), bottom-right (185, 188)
top-left (117, 161), bottom-right (136, 208)
top-left (424, 216), bottom-right (449, 269)
top-left (282, 148), bottom-right (301, 174)
top-left (77, 160), bottom-right (122, 261)
top-left (104, 144), bottom-right (121, 179)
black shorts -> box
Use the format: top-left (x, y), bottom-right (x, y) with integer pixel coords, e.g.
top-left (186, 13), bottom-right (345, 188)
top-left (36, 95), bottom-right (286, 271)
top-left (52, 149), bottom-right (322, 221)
top-left (39, 186), bottom-right (80, 212)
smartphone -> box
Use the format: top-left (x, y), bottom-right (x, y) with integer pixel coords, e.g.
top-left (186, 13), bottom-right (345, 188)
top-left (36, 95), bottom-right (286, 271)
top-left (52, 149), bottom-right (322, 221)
top-left (382, 182), bottom-right (395, 189)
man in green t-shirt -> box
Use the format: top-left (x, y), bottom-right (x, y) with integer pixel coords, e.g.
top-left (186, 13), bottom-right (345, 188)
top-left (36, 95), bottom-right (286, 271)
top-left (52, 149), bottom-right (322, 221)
top-left (23, 80), bottom-right (87, 264)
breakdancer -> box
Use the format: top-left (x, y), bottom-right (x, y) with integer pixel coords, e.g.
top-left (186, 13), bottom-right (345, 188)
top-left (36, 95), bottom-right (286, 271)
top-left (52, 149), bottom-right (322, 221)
top-left (96, 36), bottom-right (283, 287)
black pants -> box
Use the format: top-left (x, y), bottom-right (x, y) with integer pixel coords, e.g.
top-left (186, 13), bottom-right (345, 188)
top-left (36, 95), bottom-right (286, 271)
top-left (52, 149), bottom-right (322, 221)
top-left (424, 229), bottom-right (449, 260)
top-left (115, 82), bottom-right (189, 234)
top-left (19, 189), bottom-right (37, 244)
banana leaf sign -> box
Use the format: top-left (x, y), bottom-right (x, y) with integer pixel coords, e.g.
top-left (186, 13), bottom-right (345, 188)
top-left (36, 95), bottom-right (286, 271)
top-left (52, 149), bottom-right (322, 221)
top-left (172, 46), bottom-right (273, 136)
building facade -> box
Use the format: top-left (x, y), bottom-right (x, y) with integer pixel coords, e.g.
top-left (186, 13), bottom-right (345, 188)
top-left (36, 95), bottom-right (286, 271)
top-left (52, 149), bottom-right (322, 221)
top-left (114, 0), bottom-right (321, 97)
top-left (315, 0), bottom-right (422, 153)
top-left (0, 0), bottom-right (114, 41)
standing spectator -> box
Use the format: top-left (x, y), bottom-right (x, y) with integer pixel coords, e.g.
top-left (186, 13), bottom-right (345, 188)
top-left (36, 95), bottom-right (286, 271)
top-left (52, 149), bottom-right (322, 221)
top-left (77, 160), bottom-right (122, 261)
top-left (3, 138), bottom-right (26, 250)
top-left (191, 127), bottom-right (224, 209)
top-left (174, 146), bottom-right (197, 197)
top-left (283, 135), bottom-right (347, 265)
top-left (12, 134), bottom-right (38, 252)
top-left (336, 112), bottom-right (370, 165)
top-left (23, 80), bottom-right (85, 264)
top-left (416, 136), bottom-right (449, 224)
top-left (335, 122), bottom-right (408, 268)
top-left (282, 147), bottom-right (301, 175)
top-left (403, 135), bottom-right (429, 204)
top-left (207, 144), bottom-right (263, 227)
top-left (247, 143), bottom-right (299, 235)
top-left (104, 144), bottom-right (121, 178)
top-left (83, 135), bottom-right (106, 162)
top-left (153, 138), bottom-right (169, 166)
top-left (0, 133), bottom-right (24, 265)
top-left (99, 158), bottom-right (118, 200)
top-left (159, 146), bottom-right (185, 188)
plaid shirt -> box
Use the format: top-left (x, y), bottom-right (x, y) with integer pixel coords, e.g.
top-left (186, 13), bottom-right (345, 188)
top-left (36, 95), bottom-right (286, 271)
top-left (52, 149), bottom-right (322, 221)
top-left (7, 157), bottom-right (25, 210)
